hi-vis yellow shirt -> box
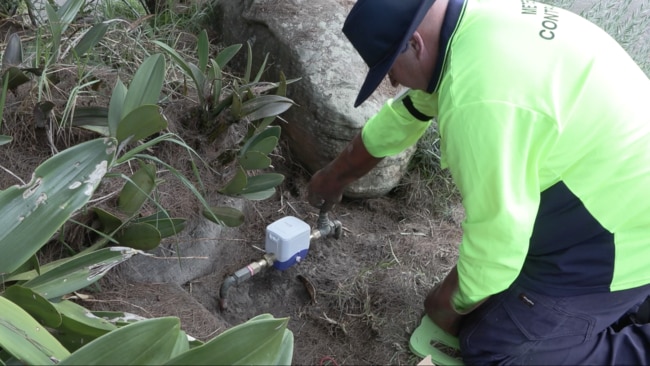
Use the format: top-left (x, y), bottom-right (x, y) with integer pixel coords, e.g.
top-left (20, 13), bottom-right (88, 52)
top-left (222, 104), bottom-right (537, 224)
top-left (361, 0), bottom-right (650, 311)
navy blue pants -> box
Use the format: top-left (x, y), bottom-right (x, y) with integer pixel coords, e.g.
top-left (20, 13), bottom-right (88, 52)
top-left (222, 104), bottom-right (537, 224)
top-left (458, 282), bottom-right (650, 365)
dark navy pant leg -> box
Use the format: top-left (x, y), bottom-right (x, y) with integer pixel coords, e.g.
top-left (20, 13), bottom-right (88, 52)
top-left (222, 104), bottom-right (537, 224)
top-left (458, 283), bottom-right (650, 365)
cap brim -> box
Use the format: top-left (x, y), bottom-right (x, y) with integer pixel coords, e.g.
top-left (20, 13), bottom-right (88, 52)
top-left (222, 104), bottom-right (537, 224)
top-left (353, 0), bottom-right (436, 107)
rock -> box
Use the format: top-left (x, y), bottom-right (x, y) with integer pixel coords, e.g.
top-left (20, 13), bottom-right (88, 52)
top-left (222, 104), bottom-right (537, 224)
top-left (117, 197), bottom-right (246, 285)
top-left (210, 0), bottom-right (416, 198)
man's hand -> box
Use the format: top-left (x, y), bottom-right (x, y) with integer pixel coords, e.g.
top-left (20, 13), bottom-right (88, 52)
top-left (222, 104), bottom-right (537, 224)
top-left (424, 266), bottom-right (463, 336)
top-left (307, 133), bottom-right (383, 209)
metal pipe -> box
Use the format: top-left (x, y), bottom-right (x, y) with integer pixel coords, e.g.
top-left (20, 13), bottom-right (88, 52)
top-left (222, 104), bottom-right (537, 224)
top-left (219, 254), bottom-right (274, 311)
top-left (310, 208), bottom-right (342, 241)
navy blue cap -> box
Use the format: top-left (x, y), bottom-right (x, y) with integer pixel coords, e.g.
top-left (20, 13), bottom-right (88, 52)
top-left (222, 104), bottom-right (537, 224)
top-left (343, 0), bottom-right (436, 107)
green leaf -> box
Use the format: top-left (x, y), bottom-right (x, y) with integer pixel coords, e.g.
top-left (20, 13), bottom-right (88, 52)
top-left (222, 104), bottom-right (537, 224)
top-left (22, 247), bottom-right (141, 300)
top-left (115, 222), bottom-right (161, 250)
top-left (165, 315), bottom-right (293, 365)
top-left (244, 100), bottom-right (293, 122)
top-left (202, 206), bottom-right (245, 227)
top-left (0, 296), bottom-right (70, 365)
top-left (51, 300), bottom-right (117, 351)
top-left (45, 3), bottom-right (63, 61)
top-left (243, 127), bottom-right (280, 156)
top-left (59, 317), bottom-right (181, 365)
top-left (0, 138), bottom-right (116, 275)
top-left (214, 44), bottom-right (242, 69)
top-left (56, 0), bottom-right (84, 33)
top-left (92, 207), bottom-right (122, 234)
top-left (3, 67), bottom-right (30, 90)
top-left (209, 60), bottom-right (222, 109)
top-left (133, 213), bottom-right (186, 238)
top-left (252, 53), bottom-right (269, 83)
top-left (152, 41), bottom-right (204, 102)
top-left (71, 106), bottom-right (109, 127)
top-left (243, 41), bottom-right (253, 84)
top-left (108, 79), bottom-right (127, 137)
top-left (0, 135), bottom-right (12, 145)
top-left (121, 54), bottom-right (165, 119)
top-left (73, 22), bottom-right (109, 58)
top-left (231, 89), bottom-right (242, 118)
top-left (242, 173), bottom-right (284, 194)
top-left (171, 331), bottom-right (190, 359)
top-left (239, 151), bottom-right (271, 170)
top-left (240, 188), bottom-right (276, 201)
top-left (3, 285), bottom-right (62, 328)
top-left (2, 33), bottom-right (23, 67)
top-left (219, 166), bottom-right (247, 195)
top-left (116, 104), bottom-right (168, 144)
top-left (90, 311), bottom-right (146, 327)
top-left (197, 29), bottom-right (209, 73)
top-left (118, 162), bottom-right (157, 216)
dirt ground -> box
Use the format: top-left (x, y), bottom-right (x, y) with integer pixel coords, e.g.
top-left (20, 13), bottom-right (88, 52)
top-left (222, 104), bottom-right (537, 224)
top-left (1, 17), bottom-right (464, 365)
top-left (91, 181), bottom-right (464, 366)
top-left (74, 133), bottom-right (465, 365)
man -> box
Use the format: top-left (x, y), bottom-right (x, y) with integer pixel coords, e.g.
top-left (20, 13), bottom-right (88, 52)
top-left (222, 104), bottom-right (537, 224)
top-left (307, 0), bottom-right (650, 364)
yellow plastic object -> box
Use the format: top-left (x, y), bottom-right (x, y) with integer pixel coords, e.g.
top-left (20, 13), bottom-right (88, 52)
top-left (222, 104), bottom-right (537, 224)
top-left (409, 316), bottom-right (464, 366)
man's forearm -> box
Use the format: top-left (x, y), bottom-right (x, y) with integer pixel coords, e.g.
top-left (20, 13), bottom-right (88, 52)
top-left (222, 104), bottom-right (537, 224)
top-left (308, 133), bottom-right (383, 208)
top-left (424, 266), bottom-right (464, 336)
top-left (324, 133), bottom-right (383, 186)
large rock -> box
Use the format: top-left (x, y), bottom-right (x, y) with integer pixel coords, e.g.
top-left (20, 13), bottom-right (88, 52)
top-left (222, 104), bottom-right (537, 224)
top-left (211, 0), bottom-right (416, 198)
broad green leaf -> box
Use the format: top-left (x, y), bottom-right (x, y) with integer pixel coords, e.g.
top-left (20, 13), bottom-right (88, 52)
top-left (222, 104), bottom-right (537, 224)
top-left (116, 104), bottom-right (168, 144)
top-left (0, 138), bottom-right (116, 275)
top-left (171, 331), bottom-right (190, 359)
top-left (60, 317), bottom-right (181, 365)
top-left (252, 53), bottom-right (269, 83)
top-left (91, 311), bottom-right (146, 327)
top-left (152, 41), bottom-right (203, 101)
top-left (3, 285), bottom-right (62, 328)
top-left (121, 54), bottom-right (165, 119)
top-left (70, 106), bottom-right (109, 127)
top-left (241, 94), bottom-right (292, 114)
top-left (188, 63), bottom-right (206, 102)
top-left (231, 89), bottom-right (242, 118)
top-left (133, 214), bottom-right (186, 238)
top-left (239, 151), bottom-right (271, 170)
top-left (0, 135), bottom-right (12, 145)
top-left (93, 207), bottom-right (122, 233)
top-left (108, 79), bottom-right (127, 137)
top-left (54, 300), bottom-right (117, 336)
top-left (0, 296), bottom-right (70, 365)
top-left (240, 188), bottom-right (276, 201)
top-left (165, 315), bottom-right (292, 365)
top-left (214, 44), bottom-right (242, 69)
top-left (242, 173), bottom-right (284, 194)
top-left (219, 166), bottom-right (247, 195)
top-left (118, 162), bottom-right (156, 216)
top-left (209, 60), bottom-right (222, 108)
top-left (45, 4), bottom-right (63, 61)
top-left (56, 0), bottom-right (84, 33)
top-left (240, 126), bottom-right (280, 156)
top-left (73, 22), bottom-right (109, 58)
top-left (197, 30), bottom-right (209, 73)
top-left (240, 126), bottom-right (282, 154)
top-left (245, 100), bottom-right (293, 122)
top-left (115, 222), bottom-right (161, 250)
top-left (243, 41), bottom-right (253, 84)
top-left (22, 247), bottom-right (141, 300)
top-left (202, 206), bottom-right (245, 227)
top-left (51, 300), bottom-right (116, 351)
top-left (4, 66), bottom-right (30, 90)
top-left (2, 33), bottom-right (23, 67)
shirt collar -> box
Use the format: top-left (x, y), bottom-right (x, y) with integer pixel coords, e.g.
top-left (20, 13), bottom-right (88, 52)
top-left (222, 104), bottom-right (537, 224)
top-left (426, 0), bottom-right (467, 93)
